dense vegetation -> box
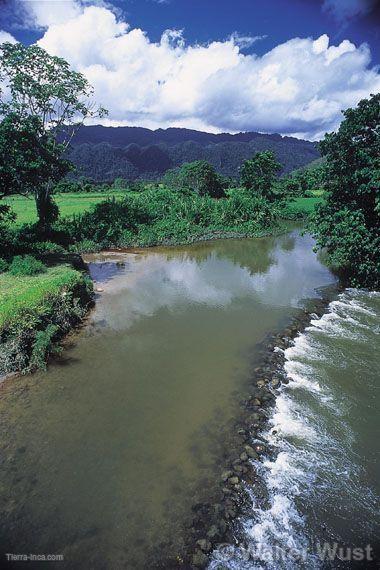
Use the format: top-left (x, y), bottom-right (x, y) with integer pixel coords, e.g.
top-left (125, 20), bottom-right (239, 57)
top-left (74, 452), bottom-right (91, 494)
top-left (0, 41), bottom-right (106, 228)
top-left (66, 126), bottom-right (320, 182)
top-left (0, 264), bottom-right (92, 374)
top-left (310, 93), bottom-right (379, 289)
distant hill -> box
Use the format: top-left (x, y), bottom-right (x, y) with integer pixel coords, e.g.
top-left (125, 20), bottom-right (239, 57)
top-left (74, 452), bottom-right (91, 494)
top-left (67, 126), bottom-right (320, 182)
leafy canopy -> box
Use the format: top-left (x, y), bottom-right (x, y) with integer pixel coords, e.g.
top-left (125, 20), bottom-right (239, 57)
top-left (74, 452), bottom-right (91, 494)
top-left (164, 160), bottom-right (226, 198)
top-left (0, 42), bottom-right (107, 226)
top-left (241, 151), bottom-right (282, 201)
top-left (311, 93), bottom-right (380, 288)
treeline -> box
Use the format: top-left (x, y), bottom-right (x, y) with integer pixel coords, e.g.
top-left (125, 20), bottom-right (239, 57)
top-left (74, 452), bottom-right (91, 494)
top-left (66, 125), bottom-right (320, 182)
top-left (53, 156), bottom-right (326, 200)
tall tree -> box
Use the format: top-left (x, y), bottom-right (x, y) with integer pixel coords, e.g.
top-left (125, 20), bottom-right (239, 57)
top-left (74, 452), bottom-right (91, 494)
top-left (0, 42), bottom-right (107, 227)
top-left (241, 151), bottom-right (282, 201)
top-left (311, 93), bottom-right (380, 288)
top-left (164, 160), bottom-right (225, 197)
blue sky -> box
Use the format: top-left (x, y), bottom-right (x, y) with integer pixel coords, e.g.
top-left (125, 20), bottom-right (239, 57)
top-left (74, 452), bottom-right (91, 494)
top-left (1, 0), bottom-right (379, 138)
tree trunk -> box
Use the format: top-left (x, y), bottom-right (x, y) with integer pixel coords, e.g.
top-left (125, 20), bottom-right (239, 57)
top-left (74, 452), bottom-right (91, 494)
top-left (35, 183), bottom-right (59, 232)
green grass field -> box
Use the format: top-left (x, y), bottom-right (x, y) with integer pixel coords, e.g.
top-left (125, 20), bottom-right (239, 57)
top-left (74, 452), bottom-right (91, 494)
top-left (5, 192), bottom-right (127, 225)
top-left (0, 265), bottom-right (85, 330)
top-left (285, 196), bottom-right (323, 216)
top-left (5, 192), bottom-right (323, 226)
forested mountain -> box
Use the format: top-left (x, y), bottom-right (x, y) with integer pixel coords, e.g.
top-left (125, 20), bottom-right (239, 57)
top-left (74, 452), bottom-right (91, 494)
top-left (67, 126), bottom-right (320, 181)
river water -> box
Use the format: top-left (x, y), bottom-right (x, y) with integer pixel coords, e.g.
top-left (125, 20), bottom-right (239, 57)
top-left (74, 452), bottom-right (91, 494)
top-left (0, 231), bottom-right (378, 569)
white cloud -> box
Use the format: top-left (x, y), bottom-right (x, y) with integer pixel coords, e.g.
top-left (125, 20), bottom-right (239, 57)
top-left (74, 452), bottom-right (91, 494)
top-left (0, 30), bottom-right (17, 44)
top-left (6, 3), bottom-right (380, 140)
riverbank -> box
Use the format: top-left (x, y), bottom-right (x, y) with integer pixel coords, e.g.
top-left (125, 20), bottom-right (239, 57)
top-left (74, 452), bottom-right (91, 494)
top-left (0, 260), bottom-right (93, 378)
top-left (186, 286), bottom-right (341, 568)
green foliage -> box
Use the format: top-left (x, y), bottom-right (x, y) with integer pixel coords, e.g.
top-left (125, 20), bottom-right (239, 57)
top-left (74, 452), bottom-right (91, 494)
top-left (0, 41), bottom-right (106, 226)
top-left (241, 151), bottom-right (282, 201)
top-left (67, 126), bottom-right (320, 182)
top-left (281, 197), bottom-right (324, 220)
top-left (68, 239), bottom-right (101, 254)
top-left (164, 160), bottom-right (225, 198)
top-left (0, 258), bottom-right (8, 273)
top-left (29, 324), bottom-right (59, 371)
top-left (0, 113), bottom-right (70, 200)
top-left (0, 265), bottom-right (92, 373)
top-left (310, 94), bottom-right (380, 288)
top-left (31, 241), bottom-right (66, 255)
top-left (9, 255), bottom-right (46, 276)
top-left (60, 185), bottom-right (279, 248)
top-left (280, 161), bottom-right (327, 198)
top-left (4, 192), bottom-right (128, 226)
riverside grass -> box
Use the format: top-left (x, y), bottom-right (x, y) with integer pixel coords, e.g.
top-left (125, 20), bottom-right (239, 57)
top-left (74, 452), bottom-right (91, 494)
top-left (0, 265), bottom-right (93, 374)
top-left (4, 192), bottom-right (322, 226)
top-left (0, 265), bottom-right (84, 329)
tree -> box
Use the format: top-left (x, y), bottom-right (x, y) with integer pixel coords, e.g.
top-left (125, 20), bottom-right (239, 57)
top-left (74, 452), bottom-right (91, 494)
top-left (0, 113), bottom-right (70, 222)
top-left (164, 160), bottom-right (225, 198)
top-left (279, 161), bottom-right (327, 198)
top-left (0, 42), bottom-right (107, 227)
top-left (241, 151), bottom-right (282, 201)
top-left (310, 93), bottom-right (380, 288)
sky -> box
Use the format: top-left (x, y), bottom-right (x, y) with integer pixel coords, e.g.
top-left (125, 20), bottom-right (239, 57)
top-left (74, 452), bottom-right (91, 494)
top-left (0, 0), bottom-right (379, 139)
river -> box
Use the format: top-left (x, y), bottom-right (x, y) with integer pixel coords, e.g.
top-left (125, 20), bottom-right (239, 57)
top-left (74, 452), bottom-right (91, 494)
top-left (0, 230), bottom-right (378, 569)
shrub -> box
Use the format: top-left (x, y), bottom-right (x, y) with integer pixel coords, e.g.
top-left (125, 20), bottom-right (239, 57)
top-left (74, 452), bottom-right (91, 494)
top-left (68, 239), bottom-right (101, 254)
top-left (0, 258), bottom-right (8, 273)
top-left (32, 241), bottom-right (66, 255)
top-left (9, 255), bottom-right (46, 276)
top-left (29, 324), bottom-right (59, 371)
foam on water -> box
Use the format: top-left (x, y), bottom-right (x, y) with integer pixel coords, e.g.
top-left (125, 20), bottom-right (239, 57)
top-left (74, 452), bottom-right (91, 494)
top-left (210, 289), bottom-right (380, 569)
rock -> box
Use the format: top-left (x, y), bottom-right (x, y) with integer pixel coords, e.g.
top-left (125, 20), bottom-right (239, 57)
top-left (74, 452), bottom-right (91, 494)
top-left (192, 550), bottom-right (209, 567)
top-left (96, 287), bottom-right (104, 293)
top-left (245, 445), bottom-right (259, 459)
top-left (207, 525), bottom-right (220, 540)
top-left (196, 539), bottom-right (212, 552)
top-left (252, 398), bottom-right (261, 406)
top-left (240, 452), bottom-right (248, 461)
top-left (270, 378), bottom-right (281, 388)
top-left (228, 476), bottom-right (239, 485)
top-left (234, 465), bottom-right (244, 473)
top-left (221, 470), bottom-right (233, 482)
top-left (256, 379), bottom-right (266, 388)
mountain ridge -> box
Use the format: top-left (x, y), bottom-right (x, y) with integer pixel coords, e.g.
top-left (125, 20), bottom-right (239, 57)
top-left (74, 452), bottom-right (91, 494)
top-left (67, 125), bottom-right (320, 182)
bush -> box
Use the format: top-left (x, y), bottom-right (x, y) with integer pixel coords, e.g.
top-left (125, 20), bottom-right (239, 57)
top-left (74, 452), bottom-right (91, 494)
top-left (9, 255), bottom-right (46, 276)
top-left (0, 258), bottom-right (8, 273)
top-left (0, 266), bottom-right (93, 374)
top-left (29, 324), bottom-right (59, 371)
top-left (32, 241), bottom-right (66, 255)
top-left (68, 239), bottom-right (101, 254)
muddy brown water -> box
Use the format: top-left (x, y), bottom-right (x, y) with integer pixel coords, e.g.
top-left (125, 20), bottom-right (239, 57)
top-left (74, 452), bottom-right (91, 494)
top-left (0, 232), bottom-right (336, 568)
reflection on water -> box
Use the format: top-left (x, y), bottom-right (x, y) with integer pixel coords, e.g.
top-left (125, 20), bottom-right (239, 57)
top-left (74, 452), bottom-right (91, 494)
top-left (0, 232), bottom-right (335, 568)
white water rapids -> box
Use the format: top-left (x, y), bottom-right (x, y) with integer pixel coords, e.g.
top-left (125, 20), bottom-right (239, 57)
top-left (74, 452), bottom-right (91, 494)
top-left (211, 289), bottom-right (380, 569)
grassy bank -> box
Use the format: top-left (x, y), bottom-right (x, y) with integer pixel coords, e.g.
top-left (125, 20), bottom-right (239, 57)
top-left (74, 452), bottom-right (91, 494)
top-left (4, 192), bottom-right (128, 225)
top-left (4, 192), bottom-right (322, 226)
top-left (0, 265), bottom-right (93, 376)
